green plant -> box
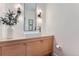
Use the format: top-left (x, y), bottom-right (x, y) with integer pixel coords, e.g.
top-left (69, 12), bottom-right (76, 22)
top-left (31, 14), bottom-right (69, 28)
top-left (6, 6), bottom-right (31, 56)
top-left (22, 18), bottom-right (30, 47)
top-left (0, 9), bottom-right (21, 26)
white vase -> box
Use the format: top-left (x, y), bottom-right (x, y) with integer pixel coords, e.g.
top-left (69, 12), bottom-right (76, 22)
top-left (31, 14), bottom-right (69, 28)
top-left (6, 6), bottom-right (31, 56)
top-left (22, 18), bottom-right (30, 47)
top-left (7, 26), bottom-right (14, 39)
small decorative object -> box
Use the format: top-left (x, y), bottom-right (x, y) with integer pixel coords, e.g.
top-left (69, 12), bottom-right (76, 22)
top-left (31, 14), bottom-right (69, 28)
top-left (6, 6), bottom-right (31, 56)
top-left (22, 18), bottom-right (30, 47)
top-left (28, 19), bottom-right (34, 31)
top-left (0, 8), bottom-right (21, 39)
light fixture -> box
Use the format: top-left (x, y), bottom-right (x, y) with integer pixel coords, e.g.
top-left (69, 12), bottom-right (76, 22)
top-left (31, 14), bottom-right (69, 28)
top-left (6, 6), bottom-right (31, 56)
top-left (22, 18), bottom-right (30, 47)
top-left (14, 4), bottom-right (22, 15)
top-left (37, 8), bottom-right (42, 18)
top-left (37, 8), bottom-right (42, 32)
top-left (14, 4), bottom-right (22, 21)
top-left (17, 7), bottom-right (21, 15)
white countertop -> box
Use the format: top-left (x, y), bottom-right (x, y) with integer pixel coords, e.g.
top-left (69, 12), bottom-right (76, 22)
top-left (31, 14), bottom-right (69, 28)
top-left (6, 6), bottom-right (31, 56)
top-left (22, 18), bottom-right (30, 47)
top-left (0, 34), bottom-right (53, 42)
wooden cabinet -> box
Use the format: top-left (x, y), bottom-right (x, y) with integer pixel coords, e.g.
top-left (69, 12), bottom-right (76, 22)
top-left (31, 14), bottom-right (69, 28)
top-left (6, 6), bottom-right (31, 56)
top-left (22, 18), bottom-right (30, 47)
top-left (0, 36), bottom-right (54, 56)
top-left (26, 37), bottom-right (54, 56)
top-left (2, 43), bottom-right (26, 56)
top-left (26, 41), bottom-right (42, 56)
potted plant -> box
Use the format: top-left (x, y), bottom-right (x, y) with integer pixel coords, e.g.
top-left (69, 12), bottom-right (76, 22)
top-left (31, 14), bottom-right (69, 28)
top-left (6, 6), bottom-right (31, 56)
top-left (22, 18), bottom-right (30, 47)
top-left (0, 8), bottom-right (21, 39)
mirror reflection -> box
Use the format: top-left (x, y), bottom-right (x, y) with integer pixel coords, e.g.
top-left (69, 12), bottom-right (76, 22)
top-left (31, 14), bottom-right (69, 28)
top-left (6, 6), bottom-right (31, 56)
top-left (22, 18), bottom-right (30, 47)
top-left (24, 3), bottom-right (37, 32)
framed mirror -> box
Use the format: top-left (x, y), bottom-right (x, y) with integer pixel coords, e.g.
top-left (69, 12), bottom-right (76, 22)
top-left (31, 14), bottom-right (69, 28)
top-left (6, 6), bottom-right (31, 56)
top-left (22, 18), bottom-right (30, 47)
top-left (24, 3), bottom-right (42, 34)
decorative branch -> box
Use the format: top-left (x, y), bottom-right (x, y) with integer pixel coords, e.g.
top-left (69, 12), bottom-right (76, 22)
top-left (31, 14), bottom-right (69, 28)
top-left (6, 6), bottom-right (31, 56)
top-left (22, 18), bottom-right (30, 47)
top-left (0, 9), bottom-right (21, 26)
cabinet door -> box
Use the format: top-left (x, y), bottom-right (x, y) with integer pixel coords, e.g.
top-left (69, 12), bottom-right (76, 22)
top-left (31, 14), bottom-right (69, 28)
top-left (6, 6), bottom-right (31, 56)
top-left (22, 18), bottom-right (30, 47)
top-left (48, 38), bottom-right (53, 51)
top-left (26, 41), bottom-right (42, 56)
top-left (2, 43), bottom-right (26, 56)
top-left (0, 47), bottom-right (2, 56)
top-left (41, 39), bottom-right (49, 55)
top-left (41, 38), bottom-right (53, 55)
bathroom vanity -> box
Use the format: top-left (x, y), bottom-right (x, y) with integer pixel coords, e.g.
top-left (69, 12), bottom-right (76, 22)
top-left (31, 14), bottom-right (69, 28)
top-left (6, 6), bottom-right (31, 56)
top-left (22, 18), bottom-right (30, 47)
top-left (0, 3), bottom-right (53, 56)
top-left (0, 35), bottom-right (54, 56)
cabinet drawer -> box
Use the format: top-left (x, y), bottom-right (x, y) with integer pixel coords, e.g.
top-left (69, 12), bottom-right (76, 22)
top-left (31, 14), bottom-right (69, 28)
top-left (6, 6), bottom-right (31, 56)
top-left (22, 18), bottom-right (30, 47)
top-left (2, 43), bottom-right (26, 56)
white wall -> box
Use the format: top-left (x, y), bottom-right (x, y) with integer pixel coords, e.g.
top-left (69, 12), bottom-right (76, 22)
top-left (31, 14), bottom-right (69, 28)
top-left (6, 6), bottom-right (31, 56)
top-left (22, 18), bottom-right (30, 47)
top-left (0, 4), bottom-right (5, 39)
top-left (46, 3), bottom-right (79, 56)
